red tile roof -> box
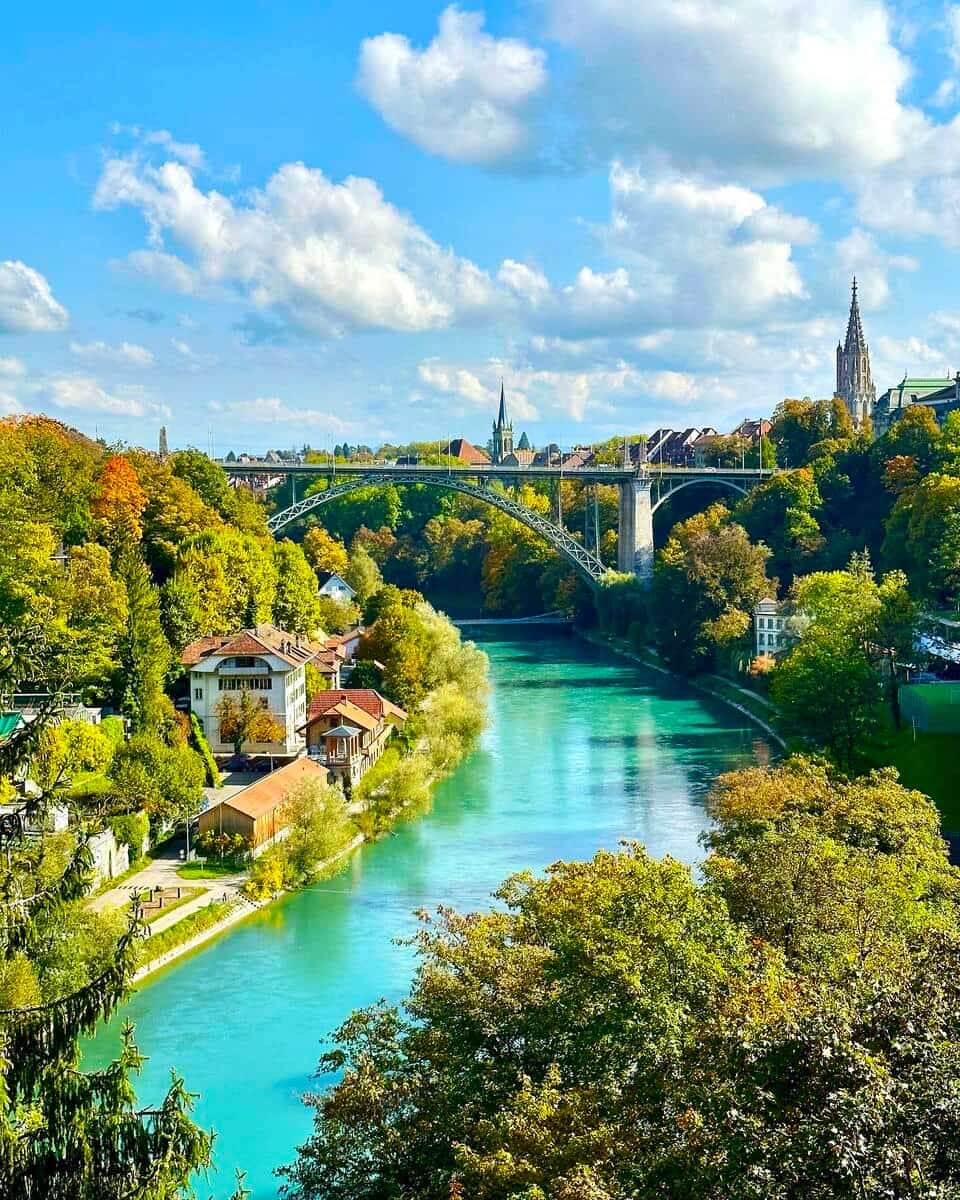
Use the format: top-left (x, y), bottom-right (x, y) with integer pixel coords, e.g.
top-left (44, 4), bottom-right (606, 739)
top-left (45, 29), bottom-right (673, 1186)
top-left (306, 689), bottom-right (407, 722)
top-left (181, 623), bottom-right (324, 668)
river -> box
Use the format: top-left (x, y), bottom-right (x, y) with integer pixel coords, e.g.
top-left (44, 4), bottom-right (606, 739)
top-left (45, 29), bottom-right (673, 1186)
top-left (87, 630), bottom-right (774, 1197)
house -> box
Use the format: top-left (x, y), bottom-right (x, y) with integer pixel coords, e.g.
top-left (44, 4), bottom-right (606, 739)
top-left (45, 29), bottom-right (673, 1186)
top-left (500, 448), bottom-right (536, 467)
top-left (442, 438), bottom-right (491, 466)
top-left (182, 624), bottom-right (328, 756)
top-left (691, 429), bottom-right (721, 466)
top-left (879, 372), bottom-right (960, 433)
top-left (754, 598), bottom-right (787, 657)
top-left (731, 418), bottom-right (772, 441)
top-left (562, 446), bottom-right (596, 470)
top-left (198, 757), bottom-right (329, 854)
top-left (317, 572), bottom-right (357, 605)
top-left (300, 689), bottom-right (407, 788)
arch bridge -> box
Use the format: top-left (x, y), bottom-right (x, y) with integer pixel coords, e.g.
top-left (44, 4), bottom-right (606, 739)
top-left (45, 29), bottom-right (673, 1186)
top-left (221, 461), bottom-right (774, 586)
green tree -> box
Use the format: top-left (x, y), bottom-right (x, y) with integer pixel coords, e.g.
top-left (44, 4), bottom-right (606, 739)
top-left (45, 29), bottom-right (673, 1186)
top-left (344, 543), bottom-right (382, 605)
top-left (733, 469), bottom-right (823, 583)
top-left (110, 733), bottom-right (205, 828)
top-left (769, 398), bottom-right (834, 466)
top-left (273, 539), bottom-right (323, 634)
top-left (114, 551), bottom-right (170, 733)
top-left (652, 504), bottom-right (770, 673)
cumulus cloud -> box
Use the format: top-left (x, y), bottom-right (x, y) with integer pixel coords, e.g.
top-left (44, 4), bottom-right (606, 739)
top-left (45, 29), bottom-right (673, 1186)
top-left (544, 0), bottom-right (920, 178)
top-left (0, 261), bottom-right (68, 333)
top-left (511, 164), bottom-right (814, 339)
top-left (0, 356), bottom-right (26, 377)
top-left (94, 154), bottom-right (497, 335)
top-left (0, 392), bottom-right (23, 416)
top-left (358, 7), bottom-right (547, 165)
top-left (70, 340), bottom-right (156, 367)
top-left (109, 123), bottom-right (206, 169)
top-left (209, 396), bottom-right (350, 431)
top-left (39, 374), bottom-right (169, 418)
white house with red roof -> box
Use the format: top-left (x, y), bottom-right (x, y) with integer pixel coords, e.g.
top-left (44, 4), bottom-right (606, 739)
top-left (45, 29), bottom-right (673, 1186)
top-left (182, 623), bottom-right (333, 757)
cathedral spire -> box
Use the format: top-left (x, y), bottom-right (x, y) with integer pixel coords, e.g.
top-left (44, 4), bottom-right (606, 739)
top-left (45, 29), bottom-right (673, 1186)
top-left (836, 277), bottom-right (875, 430)
top-left (491, 380), bottom-right (514, 463)
top-left (496, 380), bottom-right (508, 429)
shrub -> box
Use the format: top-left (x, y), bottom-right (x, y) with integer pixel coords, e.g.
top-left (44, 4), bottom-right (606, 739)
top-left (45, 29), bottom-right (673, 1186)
top-left (108, 811), bottom-right (149, 855)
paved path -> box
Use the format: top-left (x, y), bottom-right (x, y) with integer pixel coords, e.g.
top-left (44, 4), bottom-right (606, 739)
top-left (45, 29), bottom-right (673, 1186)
top-left (90, 833), bottom-right (247, 933)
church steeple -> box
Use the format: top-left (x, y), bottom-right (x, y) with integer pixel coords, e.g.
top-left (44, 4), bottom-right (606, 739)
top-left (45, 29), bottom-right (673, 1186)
top-left (491, 380), bottom-right (514, 463)
top-left (836, 277), bottom-right (875, 430)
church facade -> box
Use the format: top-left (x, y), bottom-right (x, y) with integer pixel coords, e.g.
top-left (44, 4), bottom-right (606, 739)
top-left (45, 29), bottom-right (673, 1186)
top-left (491, 382), bottom-right (514, 463)
top-left (835, 278), bottom-right (876, 430)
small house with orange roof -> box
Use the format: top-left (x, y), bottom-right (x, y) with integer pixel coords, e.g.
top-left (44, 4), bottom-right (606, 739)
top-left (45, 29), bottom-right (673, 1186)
top-left (299, 688), bottom-right (408, 788)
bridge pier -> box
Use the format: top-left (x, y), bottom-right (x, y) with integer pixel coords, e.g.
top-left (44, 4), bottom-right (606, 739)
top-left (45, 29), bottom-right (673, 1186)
top-left (617, 478), bottom-right (654, 580)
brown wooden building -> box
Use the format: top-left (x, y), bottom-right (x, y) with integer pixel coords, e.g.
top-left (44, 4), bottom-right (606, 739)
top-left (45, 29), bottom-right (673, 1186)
top-left (198, 757), bottom-right (328, 853)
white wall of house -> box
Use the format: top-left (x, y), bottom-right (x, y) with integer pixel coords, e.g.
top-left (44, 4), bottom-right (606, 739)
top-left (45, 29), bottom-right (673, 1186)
top-left (319, 575), bottom-right (356, 605)
top-left (190, 652), bottom-right (308, 755)
top-left (754, 599), bottom-right (785, 656)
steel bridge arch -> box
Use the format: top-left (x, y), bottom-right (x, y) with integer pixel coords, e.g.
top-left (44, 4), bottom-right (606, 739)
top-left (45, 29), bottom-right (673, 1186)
top-left (268, 471), bottom-right (609, 584)
top-left (649, 474), bottom-right (750, 514)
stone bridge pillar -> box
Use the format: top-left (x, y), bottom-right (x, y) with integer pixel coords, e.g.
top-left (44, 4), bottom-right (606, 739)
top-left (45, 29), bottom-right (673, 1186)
top-left (617, 478), bottom-right (654, 580)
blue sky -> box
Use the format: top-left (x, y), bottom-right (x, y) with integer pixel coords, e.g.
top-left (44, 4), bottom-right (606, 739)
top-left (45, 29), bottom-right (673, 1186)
top-left (4, 0), bottom-right (960, 452)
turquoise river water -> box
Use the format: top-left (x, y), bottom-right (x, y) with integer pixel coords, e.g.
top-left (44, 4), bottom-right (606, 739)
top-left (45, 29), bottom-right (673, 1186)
top-left (87, 631), bottom-right (774, 1197)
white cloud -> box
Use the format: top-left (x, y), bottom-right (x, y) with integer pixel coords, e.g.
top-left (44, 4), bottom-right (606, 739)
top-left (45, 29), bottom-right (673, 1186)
top-left (209, 396), bottom-right (350, 431)
top-left (123, 250), bottom-right (201, 295)
top-left (831, 228), bottom-right (917, 307)
top-left (518, 164), bottom-right (813, 339)
top-left (70, 339), bottom-right (156, 367)
top-left (543, 0), bottom-right (919, 178)
top-left (0, 392), bottom-right (23, 415)
top-left (0, 356), bottom-right (26, 376)
top-left (110, 123), bottom-right (206, 169)
top-left (94, 155), bottom-right (498, 335)
top-left (358, 6), bottom-right (547, 165)
top-left (875, 334), bottom-right (953, 378)
top-left (0, 261), bottom-right (68, 333)
top-left (39, 374), bottom-right (168, 418)
top-left (171, 338), bottom-right (218, 371)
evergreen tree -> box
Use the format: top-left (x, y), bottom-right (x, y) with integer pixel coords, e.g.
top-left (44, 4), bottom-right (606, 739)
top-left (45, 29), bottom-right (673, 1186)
top-left (115, 551), bottom-right (170, 733)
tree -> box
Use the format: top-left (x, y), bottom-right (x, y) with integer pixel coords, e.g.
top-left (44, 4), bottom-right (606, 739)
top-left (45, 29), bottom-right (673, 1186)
top-left (881, 404), bottom-right (941, 476)
top-left (883, 473), bottom-right (960, 599)
top-left (0, 624), bottom-right (221, 1197)
top-left (302, 526), bottom-right (349, 577)
top-left (216, 691), bottom-right (285, 754)
top-left (90, 454), bottom-right (147, 551)
top-left (651, 504), bottom-right (771, 674)
top-left (733, 469), bottom-right (823, 584)
top-left (769, 398), bottom-right (833, 466)
top-left (273, 539), bottom-right (323, 634)
top-left (282, 759), bottom-right (960, 1200)
top-left (110, 733), bottom-right (205, 828)
top-left (772, 629), bottom-right (881, 769)
top-left (64, 543), bottom-right (127, 688)
top-left (114, 551), bottom-right (170, 733)
top-left (343, 543), bottom-right (382, 605)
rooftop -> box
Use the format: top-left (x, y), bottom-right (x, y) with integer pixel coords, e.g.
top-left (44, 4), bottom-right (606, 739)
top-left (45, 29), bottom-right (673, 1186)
top-left (221, 757), bottom-right (328, 820)
top-left (182, 623), bottom-right (324, 668)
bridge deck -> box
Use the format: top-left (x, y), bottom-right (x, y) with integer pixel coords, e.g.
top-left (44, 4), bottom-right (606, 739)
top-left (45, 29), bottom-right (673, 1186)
top-left (220, 461), bottom-right (773, 484)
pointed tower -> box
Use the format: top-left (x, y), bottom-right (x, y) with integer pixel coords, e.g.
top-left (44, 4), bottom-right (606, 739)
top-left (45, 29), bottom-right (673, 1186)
top-left (491, 381), bottom-right (514, 463)
top-left (835, 278), bottom-right (876, 429)
top-left (158, 425), bottom-right (169, 459)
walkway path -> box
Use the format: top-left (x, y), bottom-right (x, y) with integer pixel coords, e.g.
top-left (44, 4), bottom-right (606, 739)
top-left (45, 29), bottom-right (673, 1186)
top-left (90, 833), bottom-right (247, 933)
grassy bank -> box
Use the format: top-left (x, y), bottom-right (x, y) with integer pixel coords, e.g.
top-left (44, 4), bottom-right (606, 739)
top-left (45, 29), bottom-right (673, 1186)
top-left (137, 899), bottom-right (239, 966)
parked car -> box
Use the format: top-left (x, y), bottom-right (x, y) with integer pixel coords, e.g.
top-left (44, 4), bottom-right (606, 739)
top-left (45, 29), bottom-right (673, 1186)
top-left (173, 697), bottom-right (191, 712)
top-left (224, 753), bottom-right (253, 772)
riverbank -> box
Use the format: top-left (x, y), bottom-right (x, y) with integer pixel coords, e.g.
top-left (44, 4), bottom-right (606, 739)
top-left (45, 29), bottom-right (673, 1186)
top-left (86, 630), bottom-right (777, 1197)
top-left (580, 629), bottom-right (787, 750)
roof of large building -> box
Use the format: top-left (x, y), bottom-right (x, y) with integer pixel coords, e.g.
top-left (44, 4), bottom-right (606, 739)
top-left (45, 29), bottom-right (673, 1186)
top-left (443, 438), bottom-right (491, 466)
top-left (182, 624), bottom-right (324, 668)
top-left (221, 757), bottom-right (328, 820)
top-left (305, 688), bottom-right (407, 723)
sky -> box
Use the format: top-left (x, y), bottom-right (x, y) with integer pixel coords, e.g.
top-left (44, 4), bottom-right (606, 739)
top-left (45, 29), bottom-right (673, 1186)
top-left (5, 1), bottom-right (960, 454)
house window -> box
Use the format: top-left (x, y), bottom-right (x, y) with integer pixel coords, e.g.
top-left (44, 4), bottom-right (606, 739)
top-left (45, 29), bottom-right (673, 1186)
top-left (194, 687), bottom-right (203, 700)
